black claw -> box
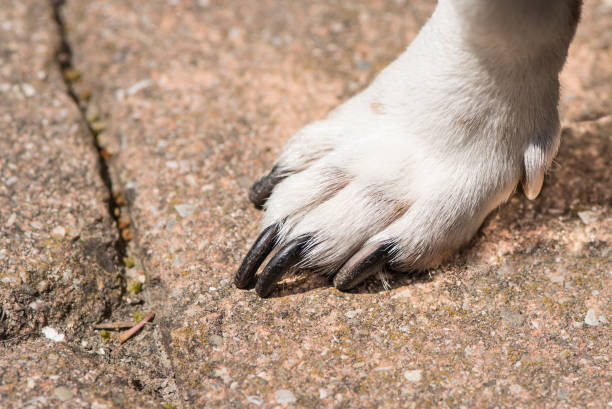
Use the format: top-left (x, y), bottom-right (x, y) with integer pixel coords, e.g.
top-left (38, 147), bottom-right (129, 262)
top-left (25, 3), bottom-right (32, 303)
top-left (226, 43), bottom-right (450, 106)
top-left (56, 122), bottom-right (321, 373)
top-left (255, 236), bottom-right (310, 298)
top-left (234, 224), bottom-right (280, 289)
top-left (248, 166), bottom-right (286, 209)
top-left (333, 243), bottom-right (393, 291)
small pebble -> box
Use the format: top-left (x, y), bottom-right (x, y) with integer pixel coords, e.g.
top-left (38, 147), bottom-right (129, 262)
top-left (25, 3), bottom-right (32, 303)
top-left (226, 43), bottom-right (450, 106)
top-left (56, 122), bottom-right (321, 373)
top-left (126, 296), bottom-right (144, 305)
top-left (28, 300), bottom-right (44, 310)
top-left (577, 210), bottom-right (598, 225)
top-left (547, 271), bottom-right (565, 283)
top-left (585, 309), bottom-right (598, 326)
top-left (51, 226), bottom-right (66, 238)
top-left (21, 83), bottom-right (36, 97)
top-left (509, 384), bottom-right (525, 394)
top-left (403, 370), bottom-right (422, 382)
top-left (585, 308), bottom-right (607, 326)
top-left (42, 327), bottom-right (65, 343)
top-left (37, 280), bottom-right (51, 293)
top-left (246, 396), bottom-right (263, 406)
top-left (53, 386), bottom-right (73, 401)
top-left (175, 204), bottom-right (195, 218)
top-left (209, 334), bottom-right (223, 346)
top-left (236, 176), bottom-right (252, 189)
top-left (0, 277), bottom-right (21, 284)
top-left (500, 307), bottom-right (524, 327)
top-left (274, 389), bottom-right (296, 404)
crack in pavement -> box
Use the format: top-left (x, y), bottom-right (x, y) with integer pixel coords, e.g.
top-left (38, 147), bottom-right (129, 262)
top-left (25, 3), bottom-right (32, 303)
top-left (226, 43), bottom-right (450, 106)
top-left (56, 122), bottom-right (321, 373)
top-left (49, 1), bottom-right (185, 405)
top-left (49, 0), bottom-right (129, 262)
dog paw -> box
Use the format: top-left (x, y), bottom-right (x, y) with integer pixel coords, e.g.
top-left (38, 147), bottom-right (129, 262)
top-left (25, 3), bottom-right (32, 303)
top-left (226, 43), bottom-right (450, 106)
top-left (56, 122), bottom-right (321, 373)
top-left (236, 102), bottom-right (559, 297)
top-left (235, 0), bottom-right (569, 297)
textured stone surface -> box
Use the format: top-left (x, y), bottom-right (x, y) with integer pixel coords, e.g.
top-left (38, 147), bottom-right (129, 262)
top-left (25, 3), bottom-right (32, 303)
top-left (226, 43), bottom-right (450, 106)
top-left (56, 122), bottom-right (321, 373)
top-left (1, 0), bottom-right (607, 407)
top-left (0, 2), bottom-right (164, 408)
top-left (0, 339), bottom-right (162, 409)
top-left (0, 0), bottom-right (122, 343)
top-left (561, 0), bottom-right (612, 122)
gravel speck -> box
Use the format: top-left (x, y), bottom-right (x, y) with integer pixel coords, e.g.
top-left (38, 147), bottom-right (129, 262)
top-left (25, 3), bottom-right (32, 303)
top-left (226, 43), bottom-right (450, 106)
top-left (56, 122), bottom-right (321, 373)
top-left (21, 83), bottom-right (36, 97)
top-left (208, 334), bottom-right (223, 346)
top-left (5, 213), bottom-right (16, 227)
top-left (403, 370), bottom-right (422, 382)
top-left (374, 365), bottom-right (393, 371)
top-left (51, 226), bottom-right (66, 238)
top-left (42, 327), bottom-right (65, 342)
top-left (577, 210), bottom-right (599, 224)
top-left (509, 384), bottom-right (525, 394)
top-left (174, 204), bottom-right (195, 218)
top-left (274, 389), bottom-right (296, 404)
top-left (36, 280), bottom-right (51, 293)
top-left (126, 79), bottom-right (153, 95)
top-left (585, 308), bottom-right (607, 326)
top-left (500, 307), bottom-right (525, 327)
top-left (53, 386), bottom-right (73, 401)
top-left (585, 308), bottom-right (598, 326)
top-left (246, 396), bottom-right (263, 406)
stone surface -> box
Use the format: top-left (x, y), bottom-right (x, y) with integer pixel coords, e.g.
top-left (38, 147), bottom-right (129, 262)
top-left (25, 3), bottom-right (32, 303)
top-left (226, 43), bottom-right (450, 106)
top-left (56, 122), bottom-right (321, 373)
top-left (0, 2), bottom-right (164, 407)
top-left (1, 0), bottom-right (609, 408)
top-left (560, 0), bottom-right (612, 122)
top-left (63, 0), bottom-right (611, 407)
top-left (0, 0), bottom-right (122, 344)
top-left (0, 339), bottom-right (161, 409)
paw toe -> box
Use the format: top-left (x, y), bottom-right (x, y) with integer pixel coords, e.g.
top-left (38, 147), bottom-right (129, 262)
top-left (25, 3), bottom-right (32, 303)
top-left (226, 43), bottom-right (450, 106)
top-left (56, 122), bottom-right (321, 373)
top-left (333, 242), bottom-right (392, 291)
top-left (248, 166), bottom-right (286, 208)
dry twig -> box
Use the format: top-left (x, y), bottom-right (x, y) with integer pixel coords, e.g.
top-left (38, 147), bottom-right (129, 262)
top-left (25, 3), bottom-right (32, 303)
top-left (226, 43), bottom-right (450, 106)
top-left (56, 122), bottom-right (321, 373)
top-left (93, 321), bottom-right (153, 330)
top-left (118, 312), bottom-right (155, 344)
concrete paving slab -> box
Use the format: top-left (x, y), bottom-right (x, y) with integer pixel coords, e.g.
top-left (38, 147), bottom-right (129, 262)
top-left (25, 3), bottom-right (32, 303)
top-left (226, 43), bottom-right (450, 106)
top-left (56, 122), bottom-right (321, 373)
top-left (0, 2), bottom-right (167, 408)
top-left (63, 1), bottom-right (611, 407)
top-left (561, 0), bottom-right (612, 121)
top-left (0, 0), bottom-right (122, 343)
top-left (0, 338), bottom-right (162, 409)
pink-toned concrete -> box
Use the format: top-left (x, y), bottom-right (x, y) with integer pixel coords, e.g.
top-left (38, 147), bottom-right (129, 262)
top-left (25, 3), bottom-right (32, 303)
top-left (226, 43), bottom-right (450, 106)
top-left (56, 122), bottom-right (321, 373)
top-left (63, 0), bottom-right (611, 406)
top-left (1, 0), bottom-right (609, 407)
top-left (0, 2), bottom-right (160, 407)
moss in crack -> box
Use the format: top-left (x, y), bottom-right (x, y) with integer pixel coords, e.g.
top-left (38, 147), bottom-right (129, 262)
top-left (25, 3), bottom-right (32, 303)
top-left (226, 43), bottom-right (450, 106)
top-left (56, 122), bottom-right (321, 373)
top-left (49, 0), bottom-right (129, 263)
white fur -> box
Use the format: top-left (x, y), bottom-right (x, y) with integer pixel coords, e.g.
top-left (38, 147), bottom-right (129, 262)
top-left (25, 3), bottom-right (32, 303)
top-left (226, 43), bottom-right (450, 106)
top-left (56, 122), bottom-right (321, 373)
top-left (260, 0), bottom-right (578, 273)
